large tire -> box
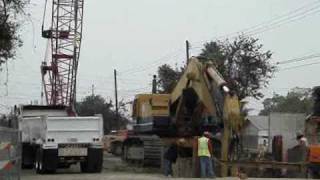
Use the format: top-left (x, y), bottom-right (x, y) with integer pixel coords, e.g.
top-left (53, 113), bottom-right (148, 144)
top-left (22, 143), bottom-right (35, 169)
top-left (81, 148), bottom-right (103, 173)
top-left (35, 148), bottom-right (45, 174)
top-left (80, 161), bottom-right (88, 173)
top-left (35, 148), bottom-right (58, 174)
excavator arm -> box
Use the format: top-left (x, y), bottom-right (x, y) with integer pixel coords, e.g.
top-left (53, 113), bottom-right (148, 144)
top-left (170, 57), bottom-right (243, 176)
top-left (170, 57), bottom-right (242, 135)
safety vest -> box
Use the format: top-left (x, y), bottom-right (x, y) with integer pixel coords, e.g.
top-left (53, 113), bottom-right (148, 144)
top-left (198, 136), bottom-right (211, 157)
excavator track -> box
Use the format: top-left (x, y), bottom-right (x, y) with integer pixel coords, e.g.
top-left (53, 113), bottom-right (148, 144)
top-left (142, 136), bottom-right (163, 166)
top-left (122, 135), bottom-right (164, 167)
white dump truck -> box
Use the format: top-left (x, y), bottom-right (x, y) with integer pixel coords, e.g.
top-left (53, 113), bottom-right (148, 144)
top-left (16, 105), bottom-right (103, 173)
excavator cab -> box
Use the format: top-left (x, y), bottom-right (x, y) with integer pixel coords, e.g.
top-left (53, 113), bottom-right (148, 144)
top-left (132, 94), bottom-right (172, 135)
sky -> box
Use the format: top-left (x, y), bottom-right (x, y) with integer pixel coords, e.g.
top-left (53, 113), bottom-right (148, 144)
top-left (0, 0), bottom-right (320, 114)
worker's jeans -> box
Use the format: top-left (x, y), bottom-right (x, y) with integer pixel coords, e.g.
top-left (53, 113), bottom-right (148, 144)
top-left (164, 159), bottom-right (173, 176)
top-left (199, 156), bottom-right (214, 178)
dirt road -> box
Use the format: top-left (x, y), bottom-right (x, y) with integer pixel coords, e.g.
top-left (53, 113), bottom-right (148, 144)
top-left (21, 154), bottom-right (307, 180)
top-left (22, 153), bottom-right (168, 180)
top-left (22, 170), bottom-right (309, 180)
top-left (22, 169), bottom-right (166, 180)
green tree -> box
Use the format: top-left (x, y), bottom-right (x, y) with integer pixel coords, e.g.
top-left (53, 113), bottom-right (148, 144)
top-left (259, 87), bottom-right (313, 115)
top-left (0, 0), bottom-right (28, 65)
top-left (157, 35), bottom-right (275, 100)
top-left (157, 64), bottom-right (183, 93)
top-left (199, 35), bottom-right (275, 100)
top-left (76, 95), bottom-right (128, 134)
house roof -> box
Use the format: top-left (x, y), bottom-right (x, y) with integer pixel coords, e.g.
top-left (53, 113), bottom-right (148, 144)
top-left (246, 115), bottom-right (268, 130)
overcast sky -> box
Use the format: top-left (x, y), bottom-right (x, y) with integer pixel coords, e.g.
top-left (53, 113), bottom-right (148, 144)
top-left (0, 0), bottom-right (319, 114)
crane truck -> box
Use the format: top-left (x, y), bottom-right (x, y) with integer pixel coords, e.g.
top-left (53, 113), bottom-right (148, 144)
top-left (122, 57), bottom-right (243, 176)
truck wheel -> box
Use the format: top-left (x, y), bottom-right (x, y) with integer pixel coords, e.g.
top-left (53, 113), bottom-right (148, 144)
top-left (80, 161), bottom-right (88, 173)
top-left (35, 148), bottom-right (57, 174)
top-left (35, 149), bottom-right (45, 174)
top-left (80, 148), bottom-right (103, 173)
top-left (22, 143), bottom-right (35, 169)
top-left (80, 160), bottom-right (102, 173)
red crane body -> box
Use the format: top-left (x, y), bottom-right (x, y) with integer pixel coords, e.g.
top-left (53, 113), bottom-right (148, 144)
top-left (41, 0), bottom-right (84, 114)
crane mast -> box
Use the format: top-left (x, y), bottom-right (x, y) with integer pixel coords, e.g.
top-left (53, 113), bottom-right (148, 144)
top-left (41, 0), bottom-right (84, 112)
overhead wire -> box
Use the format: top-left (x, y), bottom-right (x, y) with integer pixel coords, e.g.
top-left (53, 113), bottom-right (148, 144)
top-left (117, 48), bottom-right (185, 75)
top-left (276, 53), bottom-right (320, 65)
top-left (246, 7), bottom-right (320, 36)
top-left (192, 1), bottom-right (320, 47)
top-left (279, 59), bottom-right (320, 71)
top-left (13, 1), bottom-right (320, 105)
top-left (236, 1), bottom-right (320, 36)
top-left (113, 1), bottom-right (320, 87)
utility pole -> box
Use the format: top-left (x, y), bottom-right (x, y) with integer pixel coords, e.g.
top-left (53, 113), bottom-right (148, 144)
top-left (114, 69), bottom-right (119, 130)
top-left (152, 75), bottom-right (157, 94)
top-left (186, 40), bottom-right (190, 65)
top-left (91, 84), bottom-right (95, 96)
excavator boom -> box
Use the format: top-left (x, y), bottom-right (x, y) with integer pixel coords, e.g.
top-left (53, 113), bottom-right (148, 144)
top-left (170, 57), bottom-right (242, 137)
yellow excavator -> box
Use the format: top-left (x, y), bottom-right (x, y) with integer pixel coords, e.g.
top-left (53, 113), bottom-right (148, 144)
top-left (122, 57), bottom-right (243, 176)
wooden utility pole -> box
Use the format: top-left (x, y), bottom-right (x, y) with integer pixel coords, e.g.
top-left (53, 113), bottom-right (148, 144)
top-left (91, 84), bottom-right (95, 96)
top-left (152, 75), bottom-right (157, 94)
top-left (114, 69), bottom-right (119, 129)
top-left (186, 40), bottom-right (190, 65)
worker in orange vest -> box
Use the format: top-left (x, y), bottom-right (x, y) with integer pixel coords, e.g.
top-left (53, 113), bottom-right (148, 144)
top-left (196, 131), bottom-right (214, 178)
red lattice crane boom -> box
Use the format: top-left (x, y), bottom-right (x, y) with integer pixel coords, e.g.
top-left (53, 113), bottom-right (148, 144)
top-left (41, 0), bottom-right (84, 113)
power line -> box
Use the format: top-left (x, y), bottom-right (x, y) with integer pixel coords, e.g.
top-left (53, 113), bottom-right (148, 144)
top-left (279, 59), bottom-right (320, 71)
top-left (238, 1), bottom-right (320, 35)
top-left (192, 1), bottom-right (320, 47)
top-left (246, 7), bottom-right (320, 36)
top-left (118, 48), bottom-right (185, 75)
top-left (113, 1), bottom-right (320, 83)
top-left (276, 53), bottom-right (320, 65)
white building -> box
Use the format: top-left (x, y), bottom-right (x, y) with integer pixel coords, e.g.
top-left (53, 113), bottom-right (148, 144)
top-left (242, 116), bottom-right (269, 152)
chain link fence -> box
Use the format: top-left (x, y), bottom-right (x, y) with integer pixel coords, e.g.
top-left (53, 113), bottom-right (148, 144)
top-left (0, 127), bottom-right (21, 180)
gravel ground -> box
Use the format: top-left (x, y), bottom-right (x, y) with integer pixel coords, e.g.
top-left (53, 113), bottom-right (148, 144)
top-left (21, 170), bottom-right (309, 180)
top-left (22, 169), bottom-right (167, 180)
top-left (21, 153), bottom-right (308, 180)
